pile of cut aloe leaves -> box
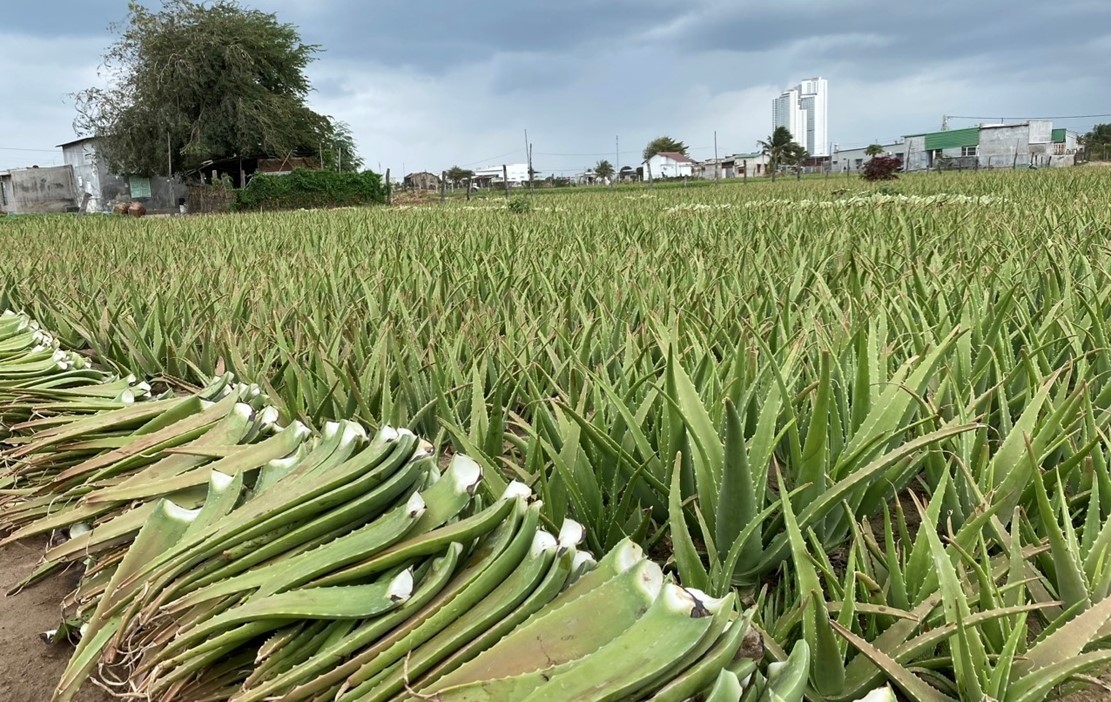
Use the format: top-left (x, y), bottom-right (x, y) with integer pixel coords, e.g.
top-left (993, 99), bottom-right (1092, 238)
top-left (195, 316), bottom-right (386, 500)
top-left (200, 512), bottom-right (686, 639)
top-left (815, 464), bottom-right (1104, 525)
top-left (0, 310), bottom-right (878, 702)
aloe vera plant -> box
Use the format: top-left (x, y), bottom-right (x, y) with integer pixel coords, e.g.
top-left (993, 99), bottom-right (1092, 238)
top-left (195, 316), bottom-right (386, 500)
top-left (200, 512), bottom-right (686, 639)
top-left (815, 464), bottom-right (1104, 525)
top-left (3, 168), bottom-right (1111, 700)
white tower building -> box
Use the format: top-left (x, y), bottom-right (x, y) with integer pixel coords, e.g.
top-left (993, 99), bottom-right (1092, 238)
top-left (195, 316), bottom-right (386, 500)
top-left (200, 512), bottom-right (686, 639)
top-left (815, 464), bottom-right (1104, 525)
top-left (772, 77), bottom-right (828, 158)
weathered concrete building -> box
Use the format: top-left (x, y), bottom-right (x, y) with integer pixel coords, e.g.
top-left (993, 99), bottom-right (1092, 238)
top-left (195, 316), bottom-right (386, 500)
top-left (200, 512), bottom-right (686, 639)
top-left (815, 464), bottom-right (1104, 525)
top-left (59, 137), bottom-right (187, 213)
top-left (692, 153), bottom-right (771, 179)
top-left (0, 165), bottom-right (79, 214)
top-left (832, 142), bottom-right (907, 172)
top-left (403, 171), bottom-right (440, 190)
top-left (901, 121), bottom-right (1079, 171)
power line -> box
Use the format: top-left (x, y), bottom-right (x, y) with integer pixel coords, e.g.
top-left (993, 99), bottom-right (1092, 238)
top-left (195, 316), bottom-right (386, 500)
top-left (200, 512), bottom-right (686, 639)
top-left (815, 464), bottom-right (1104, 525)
top-left (947, 113), bottom-right (1111, 121)
top-left (459, 150), bottom-right (525, 167)
top-left (0, 146), bottom-right (62, 153)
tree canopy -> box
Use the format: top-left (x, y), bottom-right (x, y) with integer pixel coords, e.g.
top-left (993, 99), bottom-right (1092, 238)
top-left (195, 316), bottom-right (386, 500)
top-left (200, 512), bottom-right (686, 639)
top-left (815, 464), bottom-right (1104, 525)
top-left (643, 136), bottom-right (688, 161)
top-left (758, 127), bottom-right (808, 181)
top-left (864, 144), bottom-right (885, 157)
top-left (1081, 124), bottom-right (1111, 153)
top-left (445, 166), bottom-right (475, 184)
top-left (74, 0), bottom-right (360, 175)
top-left (594, 160), bottom-right (615, 180)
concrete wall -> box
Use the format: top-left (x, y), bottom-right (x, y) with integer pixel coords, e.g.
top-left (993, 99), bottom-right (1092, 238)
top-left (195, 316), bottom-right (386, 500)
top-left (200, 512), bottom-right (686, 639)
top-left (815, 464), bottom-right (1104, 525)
top-left (2, 166), bottom-right (78, 214)
top-left (63, 141), bottom-right (104, 213)
top-left (833, 143), bottom-right (907, 172)
top-left (62, 139), bottom-right (187, 213)
top-left (98, 172), bottom-right (187, 213)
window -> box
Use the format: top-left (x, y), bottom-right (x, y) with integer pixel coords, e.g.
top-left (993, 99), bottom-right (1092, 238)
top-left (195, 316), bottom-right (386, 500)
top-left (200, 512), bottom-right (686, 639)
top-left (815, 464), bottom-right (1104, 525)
top-left (895, 153), bottom-right (905, 161)
top-left (129, 176), bottom-right (152, 199)
top-left (854, 158), bottom-right (863, 168)
top-left (961, 145), bottom-right (978, 157)
top-left (1054, 143), bottom-right (1066, 155)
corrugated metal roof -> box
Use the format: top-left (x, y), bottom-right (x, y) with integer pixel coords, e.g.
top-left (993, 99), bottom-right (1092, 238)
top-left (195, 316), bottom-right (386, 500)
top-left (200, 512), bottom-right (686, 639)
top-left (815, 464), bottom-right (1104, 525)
top-left (924, 128), bottom-right (979, 151)
top-left (1052, 128), bottom-right (1067, 143)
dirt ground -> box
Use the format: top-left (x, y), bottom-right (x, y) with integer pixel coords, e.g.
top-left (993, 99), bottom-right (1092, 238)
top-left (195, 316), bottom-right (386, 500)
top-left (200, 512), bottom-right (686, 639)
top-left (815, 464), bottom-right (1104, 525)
top-left (0, 537), bottom-right (111, 702)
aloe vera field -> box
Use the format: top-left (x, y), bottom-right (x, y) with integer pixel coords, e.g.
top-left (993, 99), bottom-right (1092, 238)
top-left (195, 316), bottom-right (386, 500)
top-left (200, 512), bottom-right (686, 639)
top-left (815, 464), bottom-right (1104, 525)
top-left (2, 168), bottom-right (1111, 702)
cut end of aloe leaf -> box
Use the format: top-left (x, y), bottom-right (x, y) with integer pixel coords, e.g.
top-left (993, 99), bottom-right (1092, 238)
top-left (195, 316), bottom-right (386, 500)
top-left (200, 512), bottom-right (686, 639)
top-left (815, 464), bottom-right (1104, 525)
top-left (502, 480), bottom-right (532, 500)
top-left (532, 530), bottom-right (559, 556)
top-left (162, 501), bottom-right (201, 524)
top-left (636, 560), bottom-right (665, 600)
top-left (290, 421), bottom-right (311, 440)
top-left (378, 425), bottom-right (400, 442)
top-left (571, 550), bottom-right (596, 572)
top-left (855, 686), bottom-right (898, 702)
top-left (209, 470), bottom-right (235, 491)
top-left (389, 569), bottom-right (415, 602)
top-left (322, 421), bottom-right (341, 439)
top-left (67, 522), bottom-right (91, 540)
top-left (340, 421), bottom-right (367, 444)
top-left (658, 583), bottom-right (720, 618)
top-left (680, 587), bottom-right (727, 618)
top-left (557, 519), bottom-right (585, 551)
top-left (232, 403), bottom-right (254, 421)
top-left (446, 455), bottom-right (483, 494)
top-left (267, 453), bottom-right (302, 472)
top-left (406, 492), bottom-right (427, 518)
top-left (614, 539), bottom-right (645, 573)
top-left (257, 406), bottom-right (280, 426)
top-left (415, 438), bottom-right (435, 457)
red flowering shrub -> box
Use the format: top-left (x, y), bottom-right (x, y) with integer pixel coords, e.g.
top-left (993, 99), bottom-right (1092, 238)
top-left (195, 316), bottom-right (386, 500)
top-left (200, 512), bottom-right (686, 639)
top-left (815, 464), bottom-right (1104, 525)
top-left (861, 156), bottom-right (902, 181)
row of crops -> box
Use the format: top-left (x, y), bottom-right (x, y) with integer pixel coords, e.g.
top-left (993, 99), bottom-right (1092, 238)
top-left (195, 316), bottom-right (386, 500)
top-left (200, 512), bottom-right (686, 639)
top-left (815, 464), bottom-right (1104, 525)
top-left (2, 168), bottom-right (1111, 699)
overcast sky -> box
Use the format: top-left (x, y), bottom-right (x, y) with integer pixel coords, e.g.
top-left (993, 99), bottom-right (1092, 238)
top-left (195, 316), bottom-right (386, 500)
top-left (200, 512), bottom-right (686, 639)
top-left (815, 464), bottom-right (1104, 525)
top-left (3, 1), bottom-right (1109, 175)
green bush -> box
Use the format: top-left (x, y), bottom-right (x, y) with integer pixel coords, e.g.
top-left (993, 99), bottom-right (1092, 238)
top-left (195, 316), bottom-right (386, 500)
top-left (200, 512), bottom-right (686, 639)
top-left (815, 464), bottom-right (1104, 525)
top-left (507, 196), bottom-right (532, 214)
top-left (234, 169), bottom-right (387, 211)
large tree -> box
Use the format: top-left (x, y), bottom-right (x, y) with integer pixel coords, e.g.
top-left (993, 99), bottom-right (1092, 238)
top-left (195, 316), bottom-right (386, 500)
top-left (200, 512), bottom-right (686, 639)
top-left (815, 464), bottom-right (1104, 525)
top-left (643, 136), bottom-right (688, 161)
top-left (758, 127), bottom-right (808, 181)
top-left (1081, 124), bottom-right (1111, 159)
top-left (445, 166), bottom-right (475, 185)
top-left (74, 0), bottom-right (359, 175)
top-left (864, 143), bottom-right (885, 157)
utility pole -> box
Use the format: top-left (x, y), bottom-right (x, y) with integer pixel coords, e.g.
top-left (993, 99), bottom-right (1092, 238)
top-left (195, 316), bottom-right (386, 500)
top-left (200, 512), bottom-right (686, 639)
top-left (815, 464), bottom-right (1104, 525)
top-left (167, 133), bottom-right (173, 177)
top-left (615, 135), bottom-right (619, 185)
top-left (713, 130), bottom-right (719, 182)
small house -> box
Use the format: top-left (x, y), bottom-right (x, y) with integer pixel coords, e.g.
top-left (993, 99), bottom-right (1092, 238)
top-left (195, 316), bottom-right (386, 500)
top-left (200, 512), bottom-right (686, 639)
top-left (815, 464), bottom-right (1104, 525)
top-left (59, 137), bottom-right (187, 213)
top-left (403, 171), bottom-right (441, 191)
top-left (643, 152), bottom-right (694, 181)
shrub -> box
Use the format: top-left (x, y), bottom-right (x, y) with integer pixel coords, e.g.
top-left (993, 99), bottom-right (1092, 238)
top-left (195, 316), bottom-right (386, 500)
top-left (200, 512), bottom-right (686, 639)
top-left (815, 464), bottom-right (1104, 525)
top-left (234, 169), bottom-right (387, 211)
top-left (507, 196), bottom-right (533, 214)
top-left (860, 155), bottom-right (902, 181)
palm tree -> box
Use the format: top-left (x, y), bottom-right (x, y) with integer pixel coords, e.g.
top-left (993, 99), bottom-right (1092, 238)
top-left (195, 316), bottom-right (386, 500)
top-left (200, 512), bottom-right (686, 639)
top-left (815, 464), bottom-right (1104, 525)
top-left (758, 127), bottom-right (806, 182)
top-left (594, 159), bottom-right (615, 183)
top-left (864, 144), bottom-right (885, 157)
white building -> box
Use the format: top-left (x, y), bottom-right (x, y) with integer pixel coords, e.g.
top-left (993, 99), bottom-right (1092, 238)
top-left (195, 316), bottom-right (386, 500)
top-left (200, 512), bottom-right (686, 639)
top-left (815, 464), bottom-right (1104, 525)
top-left (473, 163), bottom-right (531, 186)
top-left (772, 77), bottom-right (829, 158)
top-left (643, 152), bottom-right (694, 180)
top-left (832, 141), bottom-right (907, 172)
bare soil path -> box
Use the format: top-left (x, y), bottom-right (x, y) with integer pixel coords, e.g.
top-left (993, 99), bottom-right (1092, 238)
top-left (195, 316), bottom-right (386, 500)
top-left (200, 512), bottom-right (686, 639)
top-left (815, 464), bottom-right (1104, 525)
top-left (0, 537), bottom-right (111, 702)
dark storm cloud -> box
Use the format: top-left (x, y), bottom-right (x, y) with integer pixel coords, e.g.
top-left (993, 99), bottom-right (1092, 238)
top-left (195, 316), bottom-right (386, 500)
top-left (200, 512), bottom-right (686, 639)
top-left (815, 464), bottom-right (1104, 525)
top-left (268, 0), bottom-right (685, 67)
top-left (3, 0), bottom-right (1108, 173)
